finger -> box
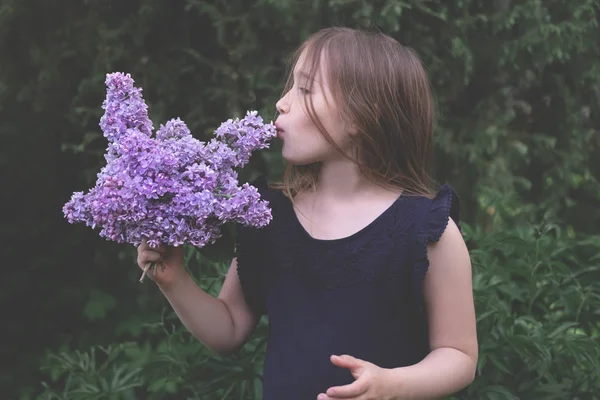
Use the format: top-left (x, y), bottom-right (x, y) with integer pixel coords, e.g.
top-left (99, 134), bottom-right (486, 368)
top-left (139, 260), bottom-right (160, 283)
top-left (154, 243), bottom-right (168, 254)
top-left (330, 355), bottom-right (364, 372)
top-left (137, 250), bottom-right (162, 268)
top-left (325, 379), bottom-right (368, 399)
top-left (144, 250), bottom-right (163, 262)
top-left (138, 239), bottom-right (149, 251)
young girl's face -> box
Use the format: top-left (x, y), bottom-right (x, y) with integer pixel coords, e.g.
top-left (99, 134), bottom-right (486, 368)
top-left (275, 50), bottom-right (353, 166)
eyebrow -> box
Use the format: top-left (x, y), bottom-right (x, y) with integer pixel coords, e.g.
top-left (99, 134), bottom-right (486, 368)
top-left (294, 70), bottom-right (319, 82)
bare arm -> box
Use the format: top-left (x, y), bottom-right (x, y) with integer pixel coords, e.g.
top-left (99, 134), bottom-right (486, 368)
top-left (159, 258), bottom-right (260, 356)
top-left (138, 242), bottom-right (260, 357)
top-left (387, 218), bottom-right (478, 399)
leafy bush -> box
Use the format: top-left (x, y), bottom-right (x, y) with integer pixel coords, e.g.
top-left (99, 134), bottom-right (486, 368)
top-left (35, 217), bottom-right (600, 400)
top-left (462, 223), bottom-right (600, 399)
top-left (39, 256), bottom-right (269, 400)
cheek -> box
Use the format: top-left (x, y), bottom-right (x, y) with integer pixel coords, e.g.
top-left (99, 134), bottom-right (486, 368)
top-left (281, 130), bottom-right (333, 165)
top-left (281, 96), bottom-right (350, 163)
top-left (311, 100), bottom-right (349, 144)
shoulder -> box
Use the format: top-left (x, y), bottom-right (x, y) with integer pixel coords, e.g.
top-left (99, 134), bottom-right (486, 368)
top-left (411, 183), bottom-right (461, 241)
top-left (427, 217), bottom-right (468, 268)
top-left (408, 184), bottom-right (465, 303)
top-left (419, 184), bottom-right (470, 280)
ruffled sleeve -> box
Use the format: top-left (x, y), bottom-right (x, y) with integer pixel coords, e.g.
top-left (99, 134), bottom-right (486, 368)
top-left (234, 176), bottom-right (272, 317)
top-left (411, 184), bottom-right (461, 307)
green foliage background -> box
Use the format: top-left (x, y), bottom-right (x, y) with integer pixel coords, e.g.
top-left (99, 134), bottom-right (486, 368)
top-left (1, 0), bottom-right (599, 399)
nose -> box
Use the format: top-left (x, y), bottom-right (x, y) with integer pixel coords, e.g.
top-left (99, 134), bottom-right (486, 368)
top-left (275, 90), bottom-right (291, 115)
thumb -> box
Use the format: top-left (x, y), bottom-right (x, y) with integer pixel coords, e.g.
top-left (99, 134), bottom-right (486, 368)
top-left (330, 354), bottom-right (364, 371)
top-left (164, 245), bottom-right (184, 259)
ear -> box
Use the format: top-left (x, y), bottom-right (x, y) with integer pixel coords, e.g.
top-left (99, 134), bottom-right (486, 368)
top-left (343, 117), bottom-right (359, 136)
top-left (348, 122), bottom-right (360, 137)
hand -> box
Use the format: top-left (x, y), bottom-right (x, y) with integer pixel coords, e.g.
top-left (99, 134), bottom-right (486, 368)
top-left (318, 355), bottom-right (395, 400)
top-left (136, 239), bottom-right (187, 288)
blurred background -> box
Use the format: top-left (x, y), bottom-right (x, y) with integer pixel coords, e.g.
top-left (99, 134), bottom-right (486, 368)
top-left (1, 0), bottom-right (599, 399)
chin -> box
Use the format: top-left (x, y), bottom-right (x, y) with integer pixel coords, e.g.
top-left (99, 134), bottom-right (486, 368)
top-left (281, 147), bottom-right (300, 165)
top-left (281, 151), bottom-right (318, 166)
top-left (281, 143), bottom-right (332, 166)
top-left (282, 155), bottom-right (308, 166)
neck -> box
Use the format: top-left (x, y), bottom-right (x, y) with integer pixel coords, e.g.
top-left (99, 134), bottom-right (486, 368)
top-left (314, 158), bottom-right (373, 199)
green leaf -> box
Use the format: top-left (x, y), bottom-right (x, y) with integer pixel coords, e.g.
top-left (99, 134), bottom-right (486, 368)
top-left (83, 290), bottom-right (117, 321)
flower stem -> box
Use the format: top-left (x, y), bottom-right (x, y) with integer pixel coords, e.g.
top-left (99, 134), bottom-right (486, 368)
top-left (139, 261), bottom-right (155, 283)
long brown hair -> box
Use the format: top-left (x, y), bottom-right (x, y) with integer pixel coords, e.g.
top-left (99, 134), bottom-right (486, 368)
top-left (272, 27), bottom-right (436, 199)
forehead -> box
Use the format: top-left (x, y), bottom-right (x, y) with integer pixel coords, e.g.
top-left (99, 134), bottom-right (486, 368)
top-left (293, 47), bottom-right (329, 82)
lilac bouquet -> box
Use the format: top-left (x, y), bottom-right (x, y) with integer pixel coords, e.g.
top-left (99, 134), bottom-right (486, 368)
top-left (63, 72), bottom-right (276, 281)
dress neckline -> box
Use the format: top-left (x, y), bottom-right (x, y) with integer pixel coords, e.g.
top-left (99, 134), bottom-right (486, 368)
top-left (282, 191), bottom-right (408, 244)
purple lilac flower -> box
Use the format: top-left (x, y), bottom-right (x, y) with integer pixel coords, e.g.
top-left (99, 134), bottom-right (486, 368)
top-left (155, 117), bottom-right (191, 141)
top-left (214, 111), bottom-right (278, 167)
top-left (63, 72), bottom-right (277, 253)
top-left (100, 73), bottom-right (153, 143)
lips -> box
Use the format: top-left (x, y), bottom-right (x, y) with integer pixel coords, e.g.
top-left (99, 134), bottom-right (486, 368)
top-left (274, 122), bottom-right (285, 137)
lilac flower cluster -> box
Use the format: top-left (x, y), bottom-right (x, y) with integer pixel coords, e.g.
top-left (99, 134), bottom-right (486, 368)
top-left (63, 72), bottom-right (276, 251)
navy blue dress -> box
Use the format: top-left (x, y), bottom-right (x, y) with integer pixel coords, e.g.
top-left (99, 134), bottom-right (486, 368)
top-left (235, 179), bottom-right (460, 400)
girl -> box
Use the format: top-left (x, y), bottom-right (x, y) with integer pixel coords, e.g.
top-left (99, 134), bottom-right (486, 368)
top-left (137, 27), bottom-right (478, 400)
